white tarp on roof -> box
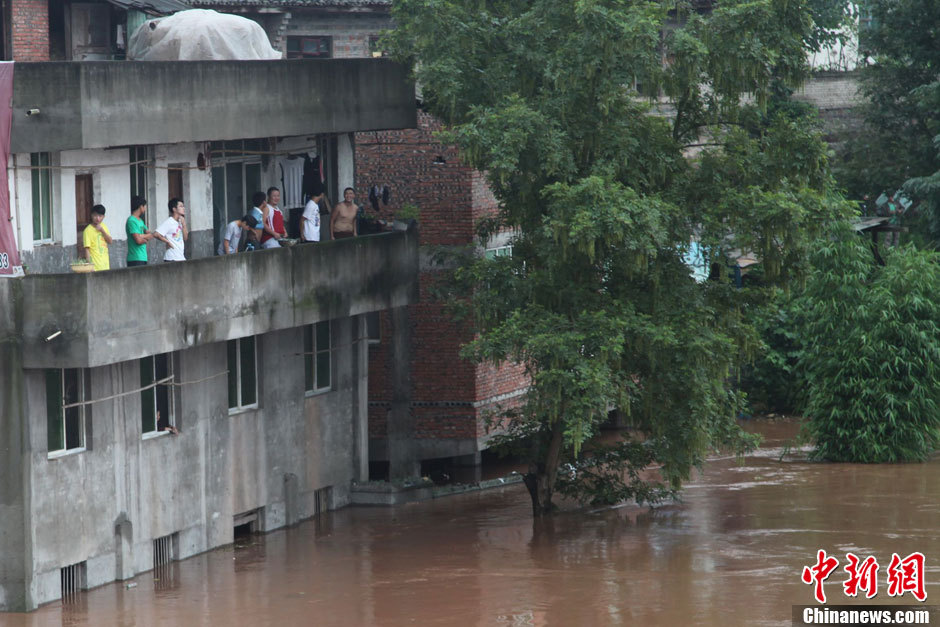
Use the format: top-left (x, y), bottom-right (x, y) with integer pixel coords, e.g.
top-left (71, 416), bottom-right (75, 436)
top-left (127, 9), bottom-right (282, 60)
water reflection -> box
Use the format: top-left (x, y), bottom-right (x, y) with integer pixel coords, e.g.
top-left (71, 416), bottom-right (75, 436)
top-left (5, 419), bottom-right (939, 626)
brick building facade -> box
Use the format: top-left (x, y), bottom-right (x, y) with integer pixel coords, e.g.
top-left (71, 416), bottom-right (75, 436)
top-left (357, 111), bottom-right (528, 476)
top-left (10, 0), bottom-right (49, 61)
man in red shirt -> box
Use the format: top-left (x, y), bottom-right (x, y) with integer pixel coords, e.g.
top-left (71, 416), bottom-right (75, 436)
top-left (261, 186), bottom-right (287, 248)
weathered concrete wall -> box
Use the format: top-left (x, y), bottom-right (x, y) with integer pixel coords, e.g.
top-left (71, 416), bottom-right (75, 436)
top-left (11, 60), bottom-right (416, 154)
top-left (18, 314), bottom-right (368, 609)
top-left (17, 227), bottom-right (419, 369)
top-left (0, 280), bottom-right (27, 611)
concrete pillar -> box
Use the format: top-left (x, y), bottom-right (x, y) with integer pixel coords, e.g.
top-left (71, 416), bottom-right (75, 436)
top-left (352, 315), bottom-right (369, 482)
top-left (453, 452), bottom-right (482, 484)
top-left (283, 473), bottom-right (299, 526)
top-left (0, 280), bottom-right (27, 611)
top-left (113, 513), bottom-right (134, 581)
top-left (387, 306), bottom-right (419, 479)
top-left (337, 133), bottom-right (354, 193)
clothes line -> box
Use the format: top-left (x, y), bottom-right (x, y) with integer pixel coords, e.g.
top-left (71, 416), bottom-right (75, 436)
top-left (60, 369), bottom-right (228, 410)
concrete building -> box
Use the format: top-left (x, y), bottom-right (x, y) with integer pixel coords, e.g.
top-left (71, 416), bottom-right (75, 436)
top-left (191, 0), bottom-right (532, 480)
top-left (0, 7), bottom-right (421, 612)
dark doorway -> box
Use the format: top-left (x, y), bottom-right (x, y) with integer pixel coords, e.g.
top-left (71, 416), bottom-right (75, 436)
top-left (168, 167), bottom-right (183, 202)
top-left (75, 174), bottom-right (94, 256)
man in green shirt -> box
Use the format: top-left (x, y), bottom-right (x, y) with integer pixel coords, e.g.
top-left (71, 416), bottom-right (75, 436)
top-left (126, 195), bottom-right (153, 266)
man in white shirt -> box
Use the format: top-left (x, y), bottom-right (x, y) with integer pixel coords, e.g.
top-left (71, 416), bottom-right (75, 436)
top-left (302, 190), bottom-right (327, 243)
top-left (153, 198), bottom-right (188, 262)
top-left (217, 214), bottom-right (258, 255)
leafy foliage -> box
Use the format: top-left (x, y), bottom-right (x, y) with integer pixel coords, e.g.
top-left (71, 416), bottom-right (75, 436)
top-left (798, 233), bottom-right (940, 462)
top-left (834, 0), bottom-right (940, 240)
top-left (391, 0), bottom-right (851, 514)
top-left (738, 286), bottom-right (806, 415)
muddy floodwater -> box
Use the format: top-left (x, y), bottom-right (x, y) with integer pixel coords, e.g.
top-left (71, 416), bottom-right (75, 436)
top-left (4, 419), bottom-right (939, 626)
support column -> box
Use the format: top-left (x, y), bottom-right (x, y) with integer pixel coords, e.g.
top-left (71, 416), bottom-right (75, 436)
top-left (387, 306), bottom-right (419, 479)
top-left (453, 452), bottom-right (482, 484)
top-left (352, 315), bottom-right (369, 481)
top-left (0, 280), bottom-right (27, 610)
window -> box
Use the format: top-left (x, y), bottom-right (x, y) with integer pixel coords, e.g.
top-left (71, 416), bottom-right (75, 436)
top-left (286, 36), bottom-right (332, 59)
top-left (304, 321), bottom-right (331, 394)
top-left (31, 153), bottom-right (53, 242)
top-left (210, 140), bottom-right (263, 253)
top-left (228, 337), bottom-right (258, 410)
top-left (141, 353), bottom-right (175, 436)
top-left (485, 244), bottom-right (513, 259)
top-left (46, 368), bottom-right (88, 454)
top-left (368, 35), bottom-right (386, 58)
top-left (60, 561), bottom-right (87, 599)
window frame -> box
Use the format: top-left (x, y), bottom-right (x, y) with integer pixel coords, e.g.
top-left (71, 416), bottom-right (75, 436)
top-left (228, 336), bottom-right (259, 413)
top-left (129, 145), bottom-right (151, 229)
top-left (140, 352), bottom-right (177, 438)
top-left (368, 35), bottom-right (386, 58)
top-left (485, 244), bottom-right (513, 259)
top-left (31, 152), bottom-right (54, 243)
top-left (46, 368), bottom-right (89, 457)
top-left (286, 35), bottom-right (332, 59)
top-left (304, 321), bottom-right (332, 395)
top-left (210, 140), bottom-right (263, 253)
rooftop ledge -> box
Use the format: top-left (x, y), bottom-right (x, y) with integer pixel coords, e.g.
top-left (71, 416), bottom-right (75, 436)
top-left (11, 227), bottom-right (419, 369)
top-left (10, 58), bottom-right (417, 153)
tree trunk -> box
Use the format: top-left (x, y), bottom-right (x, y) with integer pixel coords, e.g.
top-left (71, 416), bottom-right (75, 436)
top-left (523, 420), bottom-right (566, 517)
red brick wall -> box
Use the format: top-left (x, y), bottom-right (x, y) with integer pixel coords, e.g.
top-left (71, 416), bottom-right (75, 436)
top-left (12, 0), bottom-right (50, 61)
top-left (475, 361), bottom-right (528, 404)
top-left (414, 406), bottom-right (477, 440)
top-left (470, 169), bottom-right (499, 223)
top-left (359, 111), bottom-right (530, 449)
top-left (355, 111), bottom-right (474, 246)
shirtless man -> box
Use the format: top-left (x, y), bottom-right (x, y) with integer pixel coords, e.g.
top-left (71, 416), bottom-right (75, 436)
top-left (330, 187), bottom-right (358, 239)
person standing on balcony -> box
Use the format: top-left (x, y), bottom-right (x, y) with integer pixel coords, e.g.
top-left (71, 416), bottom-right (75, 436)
top-left (301, 188), bottom-right (327, 243)
top-left (330, 187), bottom-right (359, 239)
top-left (126, 196), bottom-right (153, 267)
top-left (261, 186), bottom-right (286, 249)
top-left (217, 214), bottom-right (258, 255)
top-left (83, 204), bottom-right (112, 271)
top-left (153, 198), bottom-right (188, 262)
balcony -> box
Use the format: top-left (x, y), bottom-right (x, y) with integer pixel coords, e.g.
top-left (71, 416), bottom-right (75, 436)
top-left (9, 227), bottom-right (419, 368)
top-left (10, 59), bottom-right (416, 153)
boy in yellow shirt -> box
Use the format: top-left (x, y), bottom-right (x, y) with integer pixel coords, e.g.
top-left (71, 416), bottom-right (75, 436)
top-left (83, 204), bottom-right (112, 271)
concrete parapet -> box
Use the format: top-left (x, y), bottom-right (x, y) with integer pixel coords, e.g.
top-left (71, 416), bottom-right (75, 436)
top-left (16, 227), bottom-right (419, 369)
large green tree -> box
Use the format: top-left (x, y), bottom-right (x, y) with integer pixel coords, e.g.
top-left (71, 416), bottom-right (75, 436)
top-left (835, 0), bottom-right (940, 237)
top-left (390, 0), bottom-right (850, 515)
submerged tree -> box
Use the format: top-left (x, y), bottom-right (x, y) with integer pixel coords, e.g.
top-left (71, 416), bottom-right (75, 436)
top-left (390, 0), bottom-right (850, 515)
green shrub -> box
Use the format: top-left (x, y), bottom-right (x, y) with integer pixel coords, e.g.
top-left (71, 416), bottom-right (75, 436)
top-left (798, 234), bottom-right (940, 462)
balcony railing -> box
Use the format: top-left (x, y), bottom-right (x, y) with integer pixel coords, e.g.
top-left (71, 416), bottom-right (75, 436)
top-left (11, 226), bottom-right (419, 368)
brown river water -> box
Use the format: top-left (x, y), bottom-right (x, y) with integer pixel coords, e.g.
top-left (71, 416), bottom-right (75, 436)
top-left (4, 419), bottom-right (939, 626)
